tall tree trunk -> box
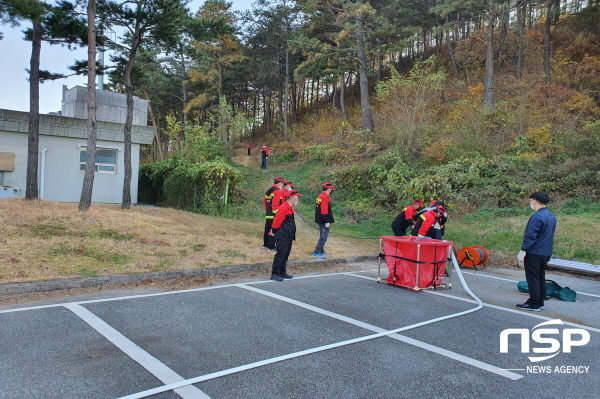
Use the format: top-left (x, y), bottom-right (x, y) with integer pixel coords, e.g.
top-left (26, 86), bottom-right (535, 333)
top-left (516, 0), bottom-right (525, 80)
top-left (26, 18), bottom-right (42, 200)
top-left (339, 73), bottom-right (348, 121)
top-left (446, 17), bottom-right (459, 77)
top-left (180, 49), bottom-right (188, 127)
top-left (291, 80), bottom-right (298, 123)
top-left (122, 31), bottom-right (141, 209)
top-left (356, 16), bottom-right (374, 132)
top-left (484, 1), bottom-right (495, 108)
top-left (284, 49), bottom-right (289, 140)
top-left (144, 90), bottom-right (164, 161)
top-left (544, 0), bottom-right (553, 84)
top-left (79, 0), bottom-right (98, 211)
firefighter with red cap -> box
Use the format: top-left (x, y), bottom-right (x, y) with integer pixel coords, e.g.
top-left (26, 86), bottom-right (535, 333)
top-left (263, 177), bottom-right (285, 250)
top-left (391, 200), bottom-right (424, 236)
top-left (411, 205), bottom-right (447, 239)
top-left (415, 200), bottom-right (448, 239)
top-left (260, 144), bottom-right (269, 169)
top-left (269, 190), bottom-right (303, 281)
top-left (312, 182), bottom-right (335, 258)
top-left (272, 181), bottom-right (295, 211)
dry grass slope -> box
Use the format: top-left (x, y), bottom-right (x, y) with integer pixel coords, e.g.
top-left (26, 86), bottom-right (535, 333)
top-left (0, 199), bottom-right (378, 284)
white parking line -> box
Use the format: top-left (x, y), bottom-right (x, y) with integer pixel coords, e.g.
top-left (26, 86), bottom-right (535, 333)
top-left (64, 303), bottom-right (210, 399)
top-left (461, 271), bottom-right (600, 298)
top-left (0, 272), bottom-right (350, 314)
top-left (344, 273), bottom-right (600, 334)
top-left (238, 284), bottom-right (522, 380)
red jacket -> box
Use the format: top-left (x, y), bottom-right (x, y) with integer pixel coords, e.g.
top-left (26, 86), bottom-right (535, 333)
top-left (272, 188), bottom-right (287, 211)
top-left (272, 201), bottom-right (296, 240)
top-left (315, 192), bottom-right (334, 224)
top-left (263, 185), bottom-right (279, 219)
top-left (414, 209), bottom-right (437, 237)
top-left (404, 205), bottom-right (417, 221)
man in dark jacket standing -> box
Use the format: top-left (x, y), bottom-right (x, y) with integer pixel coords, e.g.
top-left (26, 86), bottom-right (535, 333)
top-left (269, 190), bottom-right (303, 281)
top-left (312, 182), bottom-right (335, 258)
top-left (517, 192), bottom-right (557, 312)
top-left (260, 144), bottom-right (269, 169)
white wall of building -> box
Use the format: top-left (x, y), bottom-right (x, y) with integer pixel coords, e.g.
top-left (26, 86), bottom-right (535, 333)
top-left (0, 131), bottom-right (141, 203)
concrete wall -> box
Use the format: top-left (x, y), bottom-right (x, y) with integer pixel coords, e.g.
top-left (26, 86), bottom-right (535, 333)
top-left (0, 131), bottom-right (140, 203)
top-left (62, 86), bottom-right (149, 126)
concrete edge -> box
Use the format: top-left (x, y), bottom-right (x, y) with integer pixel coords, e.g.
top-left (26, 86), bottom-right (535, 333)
top-left (0, 255), bottom-right (378, 295)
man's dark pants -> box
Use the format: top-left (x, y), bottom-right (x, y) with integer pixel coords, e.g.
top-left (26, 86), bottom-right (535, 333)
top-left (272, 238), bottom-right (293, 276)
top-left (524, 253), bottom-right (550, 307)
top-left (261, 157), bottom-right (267, 169)
top-left (314, 224), bottom-right (330, 254)
top-left (263, 219), bottom-right (275, 249)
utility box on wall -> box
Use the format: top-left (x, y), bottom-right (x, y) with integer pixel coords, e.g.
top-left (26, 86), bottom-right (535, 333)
top-left (0, 152), bottom-right (16, 171)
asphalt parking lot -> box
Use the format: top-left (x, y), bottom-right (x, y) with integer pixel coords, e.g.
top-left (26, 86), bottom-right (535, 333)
top-left (1, 261), bottom-right (598, 399)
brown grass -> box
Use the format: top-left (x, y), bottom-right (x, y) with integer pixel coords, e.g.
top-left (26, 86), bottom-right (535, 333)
top-left (0, 198), bottom-right (378, 284)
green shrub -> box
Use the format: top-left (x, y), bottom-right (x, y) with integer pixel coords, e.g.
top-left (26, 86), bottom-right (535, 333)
top-left (139, 157), bottom-right (244, 214)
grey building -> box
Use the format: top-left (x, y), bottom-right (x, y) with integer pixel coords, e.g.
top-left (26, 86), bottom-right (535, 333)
top-left (0, 86), bottom-right (156, 203)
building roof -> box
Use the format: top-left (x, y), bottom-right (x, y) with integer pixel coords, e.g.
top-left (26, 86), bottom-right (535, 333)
top-left (0, 109), bottom-right (156, 145)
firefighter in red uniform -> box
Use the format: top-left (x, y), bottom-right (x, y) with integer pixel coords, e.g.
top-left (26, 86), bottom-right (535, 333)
top-left (411, 205), bottom-right (447, 238)
top-left (263, 177), bottom-right (285, 250)
top-left (312, 182), bottom-right (335, 258)
top-left (416, 200), bottom-right (448, 239)
top-left (269, 190), bottom-right (303, 281)
top-left (391, 200), bottom-right (424, 236)
top-left (260, 144), bottom-right (269, 169)
top-left (272, 182), bottom-right (293, 212)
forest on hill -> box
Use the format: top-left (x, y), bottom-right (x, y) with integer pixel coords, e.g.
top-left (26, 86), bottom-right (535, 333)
top-left (133, 0), bottom-right (600, 216)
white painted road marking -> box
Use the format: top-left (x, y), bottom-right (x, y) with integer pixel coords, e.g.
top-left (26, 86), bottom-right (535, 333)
top-left (64, 303), bottom-right (210, 399)
top-left (239, 284), bottom-right (523, 380)
top-left (461, 270), bottom-right (600, 298)
top-left (345, 273), bottom-right (600, 334)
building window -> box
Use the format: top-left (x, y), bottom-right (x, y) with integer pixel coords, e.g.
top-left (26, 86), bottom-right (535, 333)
top-left (80, 149), bottom-right (117, 173)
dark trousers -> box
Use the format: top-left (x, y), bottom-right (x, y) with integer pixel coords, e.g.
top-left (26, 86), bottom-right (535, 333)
top-left (391, 220), bottom-right (411, 236)
top-left (272, 238), bottom-right (293, 275)
top-left (248, 148), bottom-right (251, 156)
top-left (261, 157), bottom-right (268, 169)
top-left (314, 224), bottom-right (330, 254)
top-left (430, 228), bottom-right (442, 240)
top-left (524, 253), bottom-right (550, 306)
top-left (263, 219), bottom-right (275, 248)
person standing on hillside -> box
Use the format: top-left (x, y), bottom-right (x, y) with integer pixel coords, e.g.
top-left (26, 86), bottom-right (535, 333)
top-left (391, 200), bottom-right (423, 236)
top-left (517, 191), bottom-right (557, 312)
top-left (312, 182), bottom-right (335, 258)
top-left (269, 190), bottom-right (303, 281)
top-left (247, 144), bottom-right (253, 156)
top-left (260, 144), bottom-right (269, 169)
top-left (263, 177), bottom-right (285, 250)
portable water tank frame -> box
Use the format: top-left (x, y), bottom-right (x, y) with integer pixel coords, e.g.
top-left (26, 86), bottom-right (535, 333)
top-left (377, 236), bottom-right (453, 291)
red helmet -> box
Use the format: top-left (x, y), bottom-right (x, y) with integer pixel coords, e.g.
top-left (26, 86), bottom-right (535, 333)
top-left (412, 200), bottom-right (424, 207)
top-left (436, 206), bottom-right (447, 214)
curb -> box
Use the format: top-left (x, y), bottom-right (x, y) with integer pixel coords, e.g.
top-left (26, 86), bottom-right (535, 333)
top-left (0, 255), bottom-right (378, 295)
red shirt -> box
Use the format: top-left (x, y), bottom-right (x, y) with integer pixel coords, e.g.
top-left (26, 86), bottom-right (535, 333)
top-left (404, 205), bottom-right (417, 221)
top-left (272, 201), bottom-right (294, 229)
top-left (272, 189), bottom-right (287, 211)
top-left (417, 210), bottom-right (437, 237)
